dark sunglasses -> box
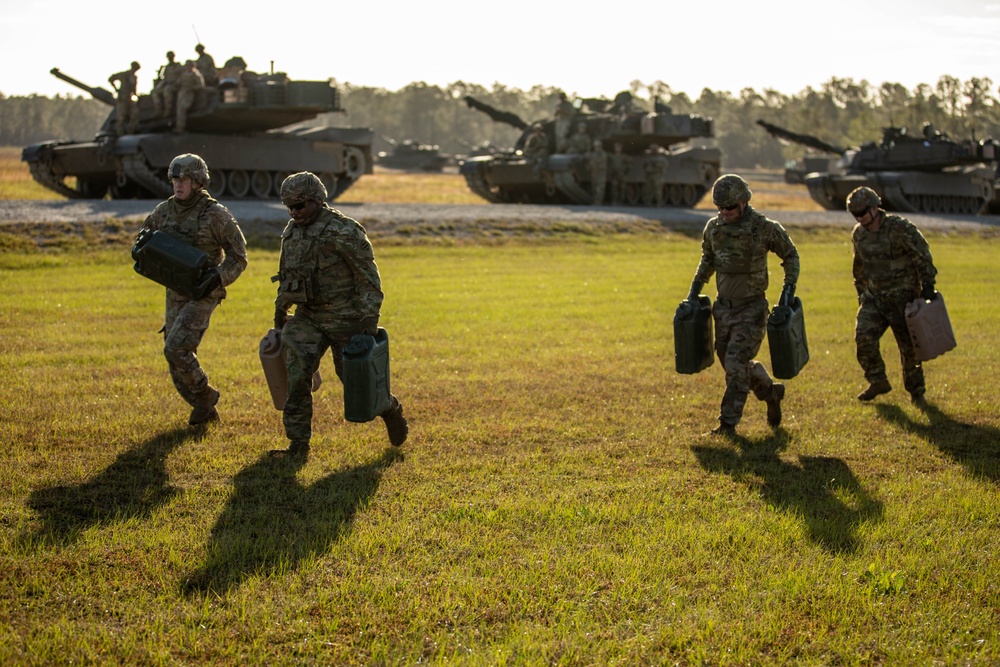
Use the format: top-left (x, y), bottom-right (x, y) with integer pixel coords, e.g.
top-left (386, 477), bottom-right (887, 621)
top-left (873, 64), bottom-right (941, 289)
top-left (718, 203), bottom-right (740, 212)
top-left (852, 208), bottom-right (870, 221)
top-left (285, 201), bottom-right (307, 211)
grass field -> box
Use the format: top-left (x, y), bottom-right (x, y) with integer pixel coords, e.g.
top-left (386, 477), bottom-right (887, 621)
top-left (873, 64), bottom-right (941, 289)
top-left (1, 219), bottom-right (998, 663)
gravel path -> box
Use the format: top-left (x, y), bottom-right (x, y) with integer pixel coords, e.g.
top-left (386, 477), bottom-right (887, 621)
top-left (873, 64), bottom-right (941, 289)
top-left (1, 200), bottom-right (998, 238)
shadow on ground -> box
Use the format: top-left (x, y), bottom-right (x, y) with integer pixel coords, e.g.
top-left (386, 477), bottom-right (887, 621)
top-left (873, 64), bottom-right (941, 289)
top-left (182, 447), bottom-right (402, 596)
top-left (23, 427), bottom-right (198, 547)
top-left (876, 399), bottom-right (1000, 484)
top-left (692, 429), bottom-right (884, 554)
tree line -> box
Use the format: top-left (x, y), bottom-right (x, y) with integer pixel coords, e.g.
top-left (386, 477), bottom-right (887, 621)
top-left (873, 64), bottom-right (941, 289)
top-left (3, 75), bottom-right (999, 169)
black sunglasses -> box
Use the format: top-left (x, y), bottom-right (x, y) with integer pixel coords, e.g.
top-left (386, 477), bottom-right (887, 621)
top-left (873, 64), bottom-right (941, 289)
top-left (285, 201), bottom-right (307, 211)
top-left (718, 203), bottom-right (740, 212)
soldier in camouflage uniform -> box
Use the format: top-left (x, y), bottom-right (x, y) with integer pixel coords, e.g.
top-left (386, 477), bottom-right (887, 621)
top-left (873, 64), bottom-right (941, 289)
top-left (108, 61), bottom-right (141, 136)
top-left (686, 174), bottom-right (800, 436)
top-left (522, 124), bottom-right (550, 177)
top-left (173, 61), bottom-right (204, 133)
top-left (151, 51), bottom-right (182, 118)
top-left (643, 144), bottom-right (668, 207)
top-left (587, 139), bottom-right (608, 205)
top-left (564, 122), bottom-right (592, 154)
top-left (608, 142), bottom-right (632, 205)
top-left (270, 172), bottom-right (408, 458)
top-left (847, 186), bottom-right (938, 403)
top-left (137, 154), bottom-right (247, 425)
top-left (554, 92), bottom-right (576, 152)
top-left (194, 44), bottom-right (219, 87)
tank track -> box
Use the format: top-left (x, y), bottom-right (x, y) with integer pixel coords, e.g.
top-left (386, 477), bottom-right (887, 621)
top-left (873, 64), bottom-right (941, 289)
top-left (462, 167), bottom-right (505, 203)
top-left (26, 150), bottom-right (83, 199)
top-left (121, 154), bottom-right (172, 199)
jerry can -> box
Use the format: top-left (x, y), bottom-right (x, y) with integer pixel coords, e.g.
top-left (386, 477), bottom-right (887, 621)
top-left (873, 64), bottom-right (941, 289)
top-left (674, 295), bottom-right (714, 374)
top-left (132, 229), bottom-right (211, 299)
top-left (258, 327), bottom-right (322, 411)
top-left (342, 327), bottom-right (392, 423)
top-left (767, 296), bottom-right (809, 380)
top-left (905, 292), bottom-right (956, 362)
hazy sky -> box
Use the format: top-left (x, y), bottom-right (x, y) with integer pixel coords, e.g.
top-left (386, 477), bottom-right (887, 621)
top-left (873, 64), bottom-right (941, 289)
top-left (3, 0), bottom-right (999, 100)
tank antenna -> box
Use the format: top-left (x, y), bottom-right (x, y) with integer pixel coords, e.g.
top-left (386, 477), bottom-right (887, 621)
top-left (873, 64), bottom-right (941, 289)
top-left (192, 24), bottom-right (201, 44)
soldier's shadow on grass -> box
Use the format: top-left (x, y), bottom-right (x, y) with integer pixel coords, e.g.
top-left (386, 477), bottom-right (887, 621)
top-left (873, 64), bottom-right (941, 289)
top-left (876, 400), bottom-right (1000, 484)
top-left (23, 427), bottom-right (197, 547)
top-left (182, 447), bottom-right (403, 596)
top-left (692, 431), bottom-right (884, 554)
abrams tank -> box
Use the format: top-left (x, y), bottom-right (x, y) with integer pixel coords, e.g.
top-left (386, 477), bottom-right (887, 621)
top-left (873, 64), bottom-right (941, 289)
top-left (22, 65), bottom-right (374, 201)
top-left (377, 137), bottom-right (451, 172)
top-left (460, 94), bottom-right (720, 207)
top-left (757, 119), bottom-right (998, 214)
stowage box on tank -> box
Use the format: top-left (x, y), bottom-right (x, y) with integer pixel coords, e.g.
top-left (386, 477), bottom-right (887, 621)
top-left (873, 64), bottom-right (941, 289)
top-left (23, 63), bottom-right (374, 201)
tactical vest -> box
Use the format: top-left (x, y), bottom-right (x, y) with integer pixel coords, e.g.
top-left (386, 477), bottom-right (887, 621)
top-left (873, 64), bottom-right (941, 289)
top-left (856, 217), bottom-right (914, 288)
top-left (709, 218), bottom-right (770, 275)
top-left (275, 213), bottom-right (357, 306)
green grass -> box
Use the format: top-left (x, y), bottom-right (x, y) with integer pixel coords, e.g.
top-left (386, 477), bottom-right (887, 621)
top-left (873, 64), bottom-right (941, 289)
top-left (1, 231), bottom-right (998, 665)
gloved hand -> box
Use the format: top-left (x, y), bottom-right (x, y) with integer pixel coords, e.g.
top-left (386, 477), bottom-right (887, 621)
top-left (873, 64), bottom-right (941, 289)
top-left (360, 316), bottom-right (379, 336)
top-left (274, 307), bottom-right (288, 330)
top-left (921, 282), bottom-right (936, 301)
top-left (779, 284), bottom-right (796, 307)
top-left (195, 268), bottom-right (222, 298)
top-left (686, 280), bottom-right (704, 302)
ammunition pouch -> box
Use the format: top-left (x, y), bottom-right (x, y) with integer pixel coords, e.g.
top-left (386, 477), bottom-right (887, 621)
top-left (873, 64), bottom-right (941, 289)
top-left (133, 229), bottom-right (212, 299)
top-left (272, 271), bottom-right (316, 305)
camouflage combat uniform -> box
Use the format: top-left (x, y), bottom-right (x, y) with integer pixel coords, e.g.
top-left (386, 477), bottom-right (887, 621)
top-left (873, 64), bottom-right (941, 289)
top-left (643, 149), bottom-right (669, 206)
top-left (108, 65), bottom-right (139, 135)
top-left (522, 128), bottom-right (549, 176)
top-left (174, 65), bottom-right (205, 133)
top-left (139, 189), bottom-right (247, 412)
top-left (693, 206), bottom-right (800, 427)
top-left (608, 149), bottom-right (632, 205)
top-left (564, 128), bottom-right (592, 155)
top-left (151, 55), bottom-right (182, 118)
top-left (853, 211), bottom-right (937, 397)
top-left (554, 96), bottom-right (576, 152)
top-left (275, 204), bottom-right (401, 445)
top-left (587, 144), bottom-right (608, 205)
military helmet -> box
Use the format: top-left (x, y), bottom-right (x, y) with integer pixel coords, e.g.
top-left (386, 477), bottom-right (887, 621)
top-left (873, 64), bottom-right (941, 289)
top-left (280, 171), bottom-right (327, 205)
top-left (168, 153), bottom-right (210, 187)
top-left (712, 174), bottom-right (752, 207)
top-left (131, 61), bottom-right (141, 70)
top-left (846, 186), bottom-right (881, 213)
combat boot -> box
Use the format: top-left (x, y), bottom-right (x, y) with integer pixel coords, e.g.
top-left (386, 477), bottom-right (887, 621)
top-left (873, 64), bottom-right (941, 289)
top-left (858, 380), bottom-right (892, 402)
top-left (709, 422), bottom-right (737, 438)
top-left (188, 388), bottom-right (220, 425)
top-left (382, 398), bottom-right (408, 447)
top-left (766, 383), bottom-right (785, 427)
top-left (268, 439), bottom-right (310, 459)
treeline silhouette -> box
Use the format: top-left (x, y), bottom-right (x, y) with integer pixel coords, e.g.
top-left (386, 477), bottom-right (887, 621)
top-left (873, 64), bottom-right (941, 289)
top-left (2, 75), bottom-right (998, 169)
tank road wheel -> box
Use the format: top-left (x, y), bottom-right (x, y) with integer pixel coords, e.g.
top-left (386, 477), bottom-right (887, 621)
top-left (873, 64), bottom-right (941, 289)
top-left (273, 171), bottom-right (290, 195)
top-left (344, 146), bottom-right (366, 182)
top-left (319, 172), bottom-right (338, 200)
top-left (251, 170), bottom-right (272, 198)
top-left (624, 183), bottom-right (642, 205)
top-left (207, 171), bottom-right (226, 199)
top-left (682, 184), bottom-right (698, 208)
top-left (668, 184), bottom-right (683, 206)
top-left (227, 170), bottom-right (250, 198)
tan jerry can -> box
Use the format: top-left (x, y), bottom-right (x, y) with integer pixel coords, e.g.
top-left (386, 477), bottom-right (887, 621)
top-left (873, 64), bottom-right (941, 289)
top-left (258, 327), bottom-right (322, 410)
top-left (905, 292), bottom-right (957, 362)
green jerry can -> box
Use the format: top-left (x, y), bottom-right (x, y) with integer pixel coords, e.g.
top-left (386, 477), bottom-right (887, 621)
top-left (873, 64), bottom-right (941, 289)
top-left (904, 291), bottom-right (957, 362)
top-left (767, 295), bottom-right (809, 380)
top-left (674, 295), bottom-right (714, 374)
top-left (132, 229), bottom-right (211, 299)
top-left (342, 327), bottom-right (392, 423)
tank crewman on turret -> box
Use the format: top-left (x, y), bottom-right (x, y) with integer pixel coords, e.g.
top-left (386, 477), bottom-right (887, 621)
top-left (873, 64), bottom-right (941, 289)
top-left (173, 61), bottom-right (205, 133)
top-left (608, 142), bottom-right (632, 205)
top-left (108, 61), bottom-right (141, 135)
top-left (136, 154), bottom-right (248, 425)
top-left (686, 174), bottom-right (799, 436)
top-left (847, 186), bottom-right (938, 403)
top-left (194, 44), bottom-right (219, 87)
top-left (587, 139), bottom-right (608, 205)
top-left (269, 172), bottom-right (408, 459)
top-left (522, 123), bottom-right (550, 177)
top-left (554, 92), bottom-right (576, 152)
top-left (564, 122), bottom-right (592, 154)
top-left (151, 51), bottom-right (182, 118)
top-left (643, 144), bottom-right (668, 207)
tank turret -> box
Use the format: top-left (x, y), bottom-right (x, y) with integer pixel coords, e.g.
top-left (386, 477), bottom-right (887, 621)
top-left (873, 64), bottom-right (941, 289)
top-left (459, 93), bottom-right (720, 207)
top-left (22, 63), bottom-right (374, 201)
top-left (758, 119), bottom-right (998, 214)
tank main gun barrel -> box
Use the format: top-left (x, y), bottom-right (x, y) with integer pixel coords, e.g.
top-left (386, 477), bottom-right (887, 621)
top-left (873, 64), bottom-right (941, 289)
top-left (464, 96), bottom-right (529, 131)
top-left (50, 68), bottom-right (117, 106)
top-left (756, 119), bottom-right (846, 156)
